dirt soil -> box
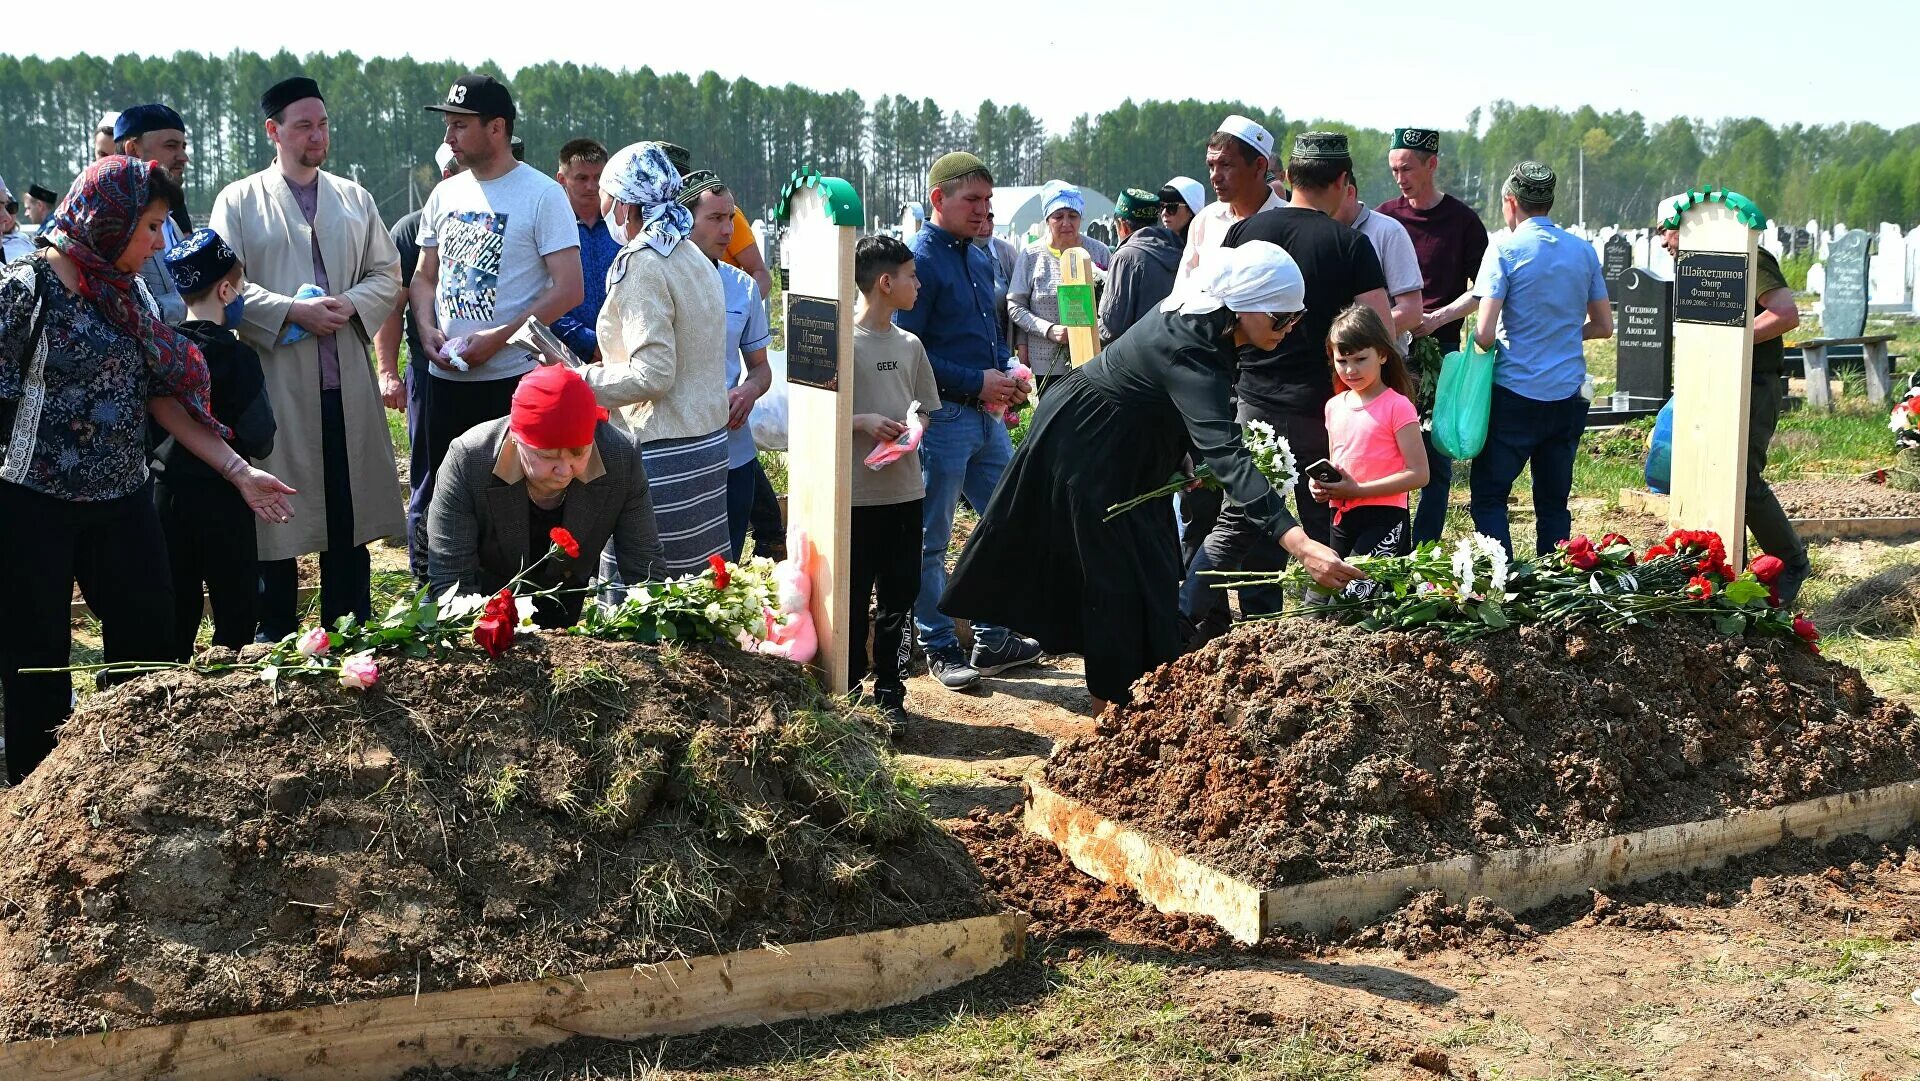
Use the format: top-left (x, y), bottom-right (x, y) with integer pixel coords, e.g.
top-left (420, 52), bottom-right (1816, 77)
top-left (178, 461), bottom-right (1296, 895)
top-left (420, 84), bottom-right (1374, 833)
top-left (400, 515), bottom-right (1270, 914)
top-left (0, 637), bottom-right (993, 1040)
top-left (1775, 477), bottom-right (1920, 519)
top-left (1044, 621), bottom-right (1920, 889)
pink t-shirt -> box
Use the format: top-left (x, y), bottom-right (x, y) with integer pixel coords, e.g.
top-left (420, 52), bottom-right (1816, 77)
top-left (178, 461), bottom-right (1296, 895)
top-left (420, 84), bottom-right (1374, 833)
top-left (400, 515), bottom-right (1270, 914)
top-left (1324, 387), bottom-right (1419, 514)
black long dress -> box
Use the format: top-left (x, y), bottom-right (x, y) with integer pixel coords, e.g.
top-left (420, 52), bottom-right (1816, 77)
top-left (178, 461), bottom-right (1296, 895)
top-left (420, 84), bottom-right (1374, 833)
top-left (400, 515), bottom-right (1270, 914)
top-left (940, 307), bottom-right (1299, 703)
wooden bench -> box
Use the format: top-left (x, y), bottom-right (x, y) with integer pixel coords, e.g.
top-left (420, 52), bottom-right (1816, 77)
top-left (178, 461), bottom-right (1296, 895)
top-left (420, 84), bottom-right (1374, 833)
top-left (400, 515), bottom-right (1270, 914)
top-left (1785, 334), bottom-right (1897, 409)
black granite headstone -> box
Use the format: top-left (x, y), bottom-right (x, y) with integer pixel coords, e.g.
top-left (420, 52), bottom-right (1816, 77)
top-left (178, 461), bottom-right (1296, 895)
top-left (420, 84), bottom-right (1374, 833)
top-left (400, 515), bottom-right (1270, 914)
top-left (1615, 268), bottom-right (1673, 408)
top-left (1603, 234), bottom-right (1633, 302)
top-left (786, 295), bottom-right (841, 391)
top-left (1823, 229), bottom-right (1870, 338)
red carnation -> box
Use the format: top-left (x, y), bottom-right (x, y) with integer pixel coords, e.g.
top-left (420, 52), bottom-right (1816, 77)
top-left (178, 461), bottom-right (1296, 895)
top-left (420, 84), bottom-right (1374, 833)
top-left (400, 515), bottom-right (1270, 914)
top-left (1598, 532), bottom-right (1630, 550)
top-left (708, 553), bottom-right (731, 591)
top-left (483, 587), bottom-right (516, 622)
top-left (1749, 554), bottom-right (1785, 584)
top-left (1559, 535), bottom-right (1600, 570)
top-left (1792, 614), bottom-right (1820, 651)
top-left (1643, 543), bottom-right (1674, 560)
top-left (550, 526), bottom-right (581, 559)
top-left (1685, 575), bottom-right (1715, 600)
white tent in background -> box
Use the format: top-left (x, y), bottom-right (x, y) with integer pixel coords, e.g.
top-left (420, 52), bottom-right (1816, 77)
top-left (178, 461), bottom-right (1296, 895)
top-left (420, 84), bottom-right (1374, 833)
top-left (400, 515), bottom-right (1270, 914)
top-left (990, 185), bottom-right (1118, 241)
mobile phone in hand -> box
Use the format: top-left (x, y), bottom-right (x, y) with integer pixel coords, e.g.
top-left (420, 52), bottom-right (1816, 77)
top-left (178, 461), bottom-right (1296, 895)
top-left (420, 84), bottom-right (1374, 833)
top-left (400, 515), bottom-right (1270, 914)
top-left (1305, 458), bottom-right (1344, 484)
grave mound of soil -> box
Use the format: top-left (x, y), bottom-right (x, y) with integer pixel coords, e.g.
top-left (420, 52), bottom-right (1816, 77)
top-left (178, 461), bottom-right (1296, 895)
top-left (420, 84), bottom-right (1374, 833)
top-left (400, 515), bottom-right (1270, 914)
top-left (1774, 478), bottom-right (1920, 520)
top-left (1043, 621), bottom-right (1920, 891)
top-left (0, 637), bottom-right (993, 1040)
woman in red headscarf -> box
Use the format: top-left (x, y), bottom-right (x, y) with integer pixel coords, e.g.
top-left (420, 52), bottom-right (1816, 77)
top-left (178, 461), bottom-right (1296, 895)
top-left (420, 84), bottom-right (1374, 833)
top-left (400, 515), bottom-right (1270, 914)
top-left (0, 156), bottom-right (297, 783)
top-left (427, 362), bottom-right (666, 628)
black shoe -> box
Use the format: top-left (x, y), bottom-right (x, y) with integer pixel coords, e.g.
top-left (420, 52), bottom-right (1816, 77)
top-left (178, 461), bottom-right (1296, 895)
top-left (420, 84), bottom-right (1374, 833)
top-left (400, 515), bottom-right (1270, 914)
top-left (1774, 554), bottom-right (1813, 608)
top-left (874, 688), bottom-right (910, 735)
top-left (970, 634), bottom-right (1043, 676)
top-left (925, 646), bottom-right (980, 690)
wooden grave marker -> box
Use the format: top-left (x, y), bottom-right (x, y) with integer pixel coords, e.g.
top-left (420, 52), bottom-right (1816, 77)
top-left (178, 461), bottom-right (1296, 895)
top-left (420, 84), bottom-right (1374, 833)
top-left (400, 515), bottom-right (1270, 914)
top-left (1664, 189), bottom-right (1762, 564)
top-left (775, 168), bottom-right (863, 695)
top-left (1056, 247), bottom-right (1099, 366)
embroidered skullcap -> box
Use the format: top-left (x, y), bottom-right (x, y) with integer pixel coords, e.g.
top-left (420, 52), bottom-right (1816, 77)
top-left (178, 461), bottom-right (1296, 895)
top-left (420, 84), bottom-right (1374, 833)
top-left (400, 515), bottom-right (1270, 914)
top-left (674, 169), bottom-right (724, 209)
top-left (657, 142), bottom-right (691, 174)
top-left (1161, 240), bottom-right (1306, 316)
top-left (1290, 130), bottom-right (1350, 161)
top-left (163, 227), bottom-right (239, 295)
top-left (1114, 188), bottom-right (1160, 224)
top-left (1391, 128), bottom-right (1440, 153)
top-left (1505, 161), bottom-right (1557, 203)
top-left (1040, 180), bottom-right (1084, 219)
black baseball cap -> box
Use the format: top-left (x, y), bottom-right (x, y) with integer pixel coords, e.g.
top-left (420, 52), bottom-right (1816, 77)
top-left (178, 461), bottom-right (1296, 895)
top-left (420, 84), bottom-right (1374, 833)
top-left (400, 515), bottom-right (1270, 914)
top-left (424, 74), bottom-right (516, 121)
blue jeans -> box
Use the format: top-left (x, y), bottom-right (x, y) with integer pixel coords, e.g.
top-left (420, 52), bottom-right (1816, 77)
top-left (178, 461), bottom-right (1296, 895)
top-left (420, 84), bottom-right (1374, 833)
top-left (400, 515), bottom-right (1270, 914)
top-left (1469, 384), bottom-right (1588, 557)
top-left (1411, 430), bottom-right (1452, 544)
top-left (726, 461), bottom-right (757, 561)
top-left (917, 401), bottom-right (1012, 653)
top-left (404, 361), bottom-right (432, 582)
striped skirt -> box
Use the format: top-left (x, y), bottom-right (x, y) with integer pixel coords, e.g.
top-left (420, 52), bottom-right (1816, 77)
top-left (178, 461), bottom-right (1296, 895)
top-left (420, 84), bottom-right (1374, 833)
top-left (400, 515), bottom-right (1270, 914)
top-left (640, 429), bottom-right (731, 577)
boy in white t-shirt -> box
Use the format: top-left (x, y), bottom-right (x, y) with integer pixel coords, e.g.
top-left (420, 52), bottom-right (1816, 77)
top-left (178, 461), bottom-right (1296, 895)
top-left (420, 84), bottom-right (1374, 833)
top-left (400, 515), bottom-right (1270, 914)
top-left (409, 74), bottom-right (583, 518)
top-left (850, 235), bottom-right (938, 733)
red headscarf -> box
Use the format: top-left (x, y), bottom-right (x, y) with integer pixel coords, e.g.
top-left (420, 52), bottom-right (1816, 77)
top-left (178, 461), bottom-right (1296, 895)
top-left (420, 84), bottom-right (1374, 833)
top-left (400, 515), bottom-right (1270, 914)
top-left (510, 363), bottom-right (607, 449)
top-left (41, 156), bottom-right (226, 436)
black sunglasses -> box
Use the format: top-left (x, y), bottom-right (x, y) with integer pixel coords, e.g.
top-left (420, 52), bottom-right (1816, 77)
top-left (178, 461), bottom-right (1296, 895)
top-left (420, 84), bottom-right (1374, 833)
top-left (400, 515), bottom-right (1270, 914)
top-left (1268, 310), bottom-right (1303, 332)
top-left (2, 201), bottom-right (15, 215)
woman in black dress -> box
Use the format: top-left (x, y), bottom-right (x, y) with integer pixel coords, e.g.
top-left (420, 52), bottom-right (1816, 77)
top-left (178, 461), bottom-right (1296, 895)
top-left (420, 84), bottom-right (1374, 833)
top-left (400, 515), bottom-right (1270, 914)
top-left (941, 241), bottom-right (1362, 709)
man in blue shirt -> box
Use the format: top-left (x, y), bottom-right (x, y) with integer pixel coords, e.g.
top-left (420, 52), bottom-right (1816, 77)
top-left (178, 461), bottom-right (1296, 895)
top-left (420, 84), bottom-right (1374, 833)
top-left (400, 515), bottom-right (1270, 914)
top-left (550, 138), bottom-right (618, 360)
top-left (1470, 161), bottom-right (1612, 556)
top-left (898, 151), bottom-right (1042, 691)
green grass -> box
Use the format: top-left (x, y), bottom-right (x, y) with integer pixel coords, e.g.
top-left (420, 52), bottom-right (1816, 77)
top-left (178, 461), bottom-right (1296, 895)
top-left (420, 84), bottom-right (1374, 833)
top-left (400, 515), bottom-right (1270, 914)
top-left (1768, 936), bottom-right (1901, 985)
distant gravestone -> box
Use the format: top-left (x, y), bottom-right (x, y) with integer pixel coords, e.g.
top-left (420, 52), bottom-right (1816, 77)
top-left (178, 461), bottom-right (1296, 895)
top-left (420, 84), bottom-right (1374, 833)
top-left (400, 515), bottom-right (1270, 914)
top-left (1603, 234), bottom-right (1634, 301)
top-left (1807, 262), bottom-right (1826, 296)
top-left (1871, 223), bottom-right (1906, 308)
top-left (1615, 267), bottom-right (1673, 410)
top-left (1824, 229), bottom-right (1871, 338)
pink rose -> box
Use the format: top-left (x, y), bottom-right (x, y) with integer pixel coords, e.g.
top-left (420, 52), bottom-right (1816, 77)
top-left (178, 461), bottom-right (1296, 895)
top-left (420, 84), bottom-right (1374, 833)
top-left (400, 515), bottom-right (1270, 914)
top-left (338, 653), bottom-right (379, 690)
top-left (297, 627), bottom-right (331, 658)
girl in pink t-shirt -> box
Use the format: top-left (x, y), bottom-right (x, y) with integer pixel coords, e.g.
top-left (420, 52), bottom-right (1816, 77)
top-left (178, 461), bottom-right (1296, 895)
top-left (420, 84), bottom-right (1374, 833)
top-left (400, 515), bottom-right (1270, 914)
top-left (1309, 305), bottom-right (1431, 564)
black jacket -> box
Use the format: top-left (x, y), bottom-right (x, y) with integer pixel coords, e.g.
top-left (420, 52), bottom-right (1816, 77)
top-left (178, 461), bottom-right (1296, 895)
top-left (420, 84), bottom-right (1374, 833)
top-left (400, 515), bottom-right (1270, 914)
top-left (1097, 225), bottom-right (1183, 345)
top-left (151, 320), bottom-right (276, 483)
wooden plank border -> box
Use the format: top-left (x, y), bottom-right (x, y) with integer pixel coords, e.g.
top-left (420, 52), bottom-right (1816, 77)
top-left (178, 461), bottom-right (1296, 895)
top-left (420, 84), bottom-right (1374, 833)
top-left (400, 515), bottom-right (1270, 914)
top-left (0, 912), bottom-right (1026, 1081)
top-left (1027, 775), bottom-right (1920, 943)
top-left (1620, 488), bottom-right (1920, 540)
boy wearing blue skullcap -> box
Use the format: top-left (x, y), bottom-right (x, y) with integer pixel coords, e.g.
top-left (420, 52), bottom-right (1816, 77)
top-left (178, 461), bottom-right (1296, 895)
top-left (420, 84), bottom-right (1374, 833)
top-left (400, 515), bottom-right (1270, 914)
top-left (156, 228), bottom-right (278, 660)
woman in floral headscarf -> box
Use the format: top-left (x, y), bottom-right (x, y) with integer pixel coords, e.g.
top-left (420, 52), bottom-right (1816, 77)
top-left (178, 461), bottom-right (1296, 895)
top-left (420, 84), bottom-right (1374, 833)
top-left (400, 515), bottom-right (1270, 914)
top-left (0, 156), bottom-right (296, 783)
top-left (581, 141), bottom-right (729, 578)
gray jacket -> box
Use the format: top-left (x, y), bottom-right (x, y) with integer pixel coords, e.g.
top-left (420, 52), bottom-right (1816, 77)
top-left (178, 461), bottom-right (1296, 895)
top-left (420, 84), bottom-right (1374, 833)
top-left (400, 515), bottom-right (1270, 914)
top-left (428, 416), bottom-right (667, 622)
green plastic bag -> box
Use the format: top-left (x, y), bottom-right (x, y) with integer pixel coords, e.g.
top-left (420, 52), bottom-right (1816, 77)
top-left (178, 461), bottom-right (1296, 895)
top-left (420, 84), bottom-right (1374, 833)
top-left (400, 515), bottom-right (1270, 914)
top-left (1431, 318), bottom-right (1496, 460)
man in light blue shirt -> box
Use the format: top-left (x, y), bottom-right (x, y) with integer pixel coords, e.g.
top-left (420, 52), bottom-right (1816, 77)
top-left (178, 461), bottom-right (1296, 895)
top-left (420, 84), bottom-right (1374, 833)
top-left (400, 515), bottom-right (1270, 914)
top-left (1470, 161), bottom-right (1612, 556)
top-left (680, 173), bottom-right (774, 560)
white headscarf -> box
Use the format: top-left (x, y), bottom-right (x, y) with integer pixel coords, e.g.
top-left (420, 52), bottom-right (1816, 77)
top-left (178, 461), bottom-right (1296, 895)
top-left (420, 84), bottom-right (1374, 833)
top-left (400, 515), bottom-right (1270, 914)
top-left (603, 141), bottom-right (692, 259)
top-left (1161, 240), bottom-right (1306, 316)
top-left (1040, 179), bottom-right (1084, 219)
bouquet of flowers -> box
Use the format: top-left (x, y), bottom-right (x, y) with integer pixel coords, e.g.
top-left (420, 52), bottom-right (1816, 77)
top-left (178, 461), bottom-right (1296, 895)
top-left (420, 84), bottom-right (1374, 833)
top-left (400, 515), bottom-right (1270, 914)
top-left (1104, 419), bottom-right (1299, 522)
top-left (38, 529), bottom-right (795, 692)
top-left (1890, 388), bottom-right (1920, 449)
top-left (1206, 527), bottom-right (1818, 649)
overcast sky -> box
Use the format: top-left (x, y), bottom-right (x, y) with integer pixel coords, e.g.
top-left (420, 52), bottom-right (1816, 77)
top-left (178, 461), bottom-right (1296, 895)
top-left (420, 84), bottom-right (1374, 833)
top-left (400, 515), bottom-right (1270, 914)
top-left (28, 0), bottom-right (1919, 134)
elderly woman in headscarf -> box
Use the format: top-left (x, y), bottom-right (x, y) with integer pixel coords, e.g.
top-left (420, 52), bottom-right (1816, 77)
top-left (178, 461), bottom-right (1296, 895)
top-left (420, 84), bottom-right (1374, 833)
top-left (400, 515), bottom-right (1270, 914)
top-left (578, 141), bottom-right (729, 579)
top-left (0, 157), bottom-right (296, 782)
top-left (1008, 180), bottom-right (1112, 396)
top-left (941, 241), bottom-right (1364, 710)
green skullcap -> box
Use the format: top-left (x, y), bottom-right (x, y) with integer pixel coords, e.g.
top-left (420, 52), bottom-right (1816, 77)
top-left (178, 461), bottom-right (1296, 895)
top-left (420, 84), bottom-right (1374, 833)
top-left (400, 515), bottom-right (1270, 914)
top-left (1114, 187), bottom-right (1160, 223)
top-left (1391, 127), bottom-right (1440, 153)
top-left (928, 151), bottom-right (992, 188)
top-left (1505, 160), bottom-right (1556, 203)
top-left (1290, 130), bottom-right (1351, 161)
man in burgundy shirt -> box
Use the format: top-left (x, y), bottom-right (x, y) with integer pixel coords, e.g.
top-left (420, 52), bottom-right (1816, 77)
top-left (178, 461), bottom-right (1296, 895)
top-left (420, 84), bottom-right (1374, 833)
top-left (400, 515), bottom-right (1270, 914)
top-left (1374, 127), bottom-right (1489, 543)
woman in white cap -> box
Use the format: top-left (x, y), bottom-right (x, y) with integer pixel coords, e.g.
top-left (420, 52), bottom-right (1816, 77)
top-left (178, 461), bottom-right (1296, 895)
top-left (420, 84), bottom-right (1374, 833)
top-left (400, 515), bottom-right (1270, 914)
top-left (1159, 176), bottom-right (1206, 244)
top-left (1008, 180), bottom-right (1111, 395)
top-left (941, 241), bottom-right (1363, 710)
